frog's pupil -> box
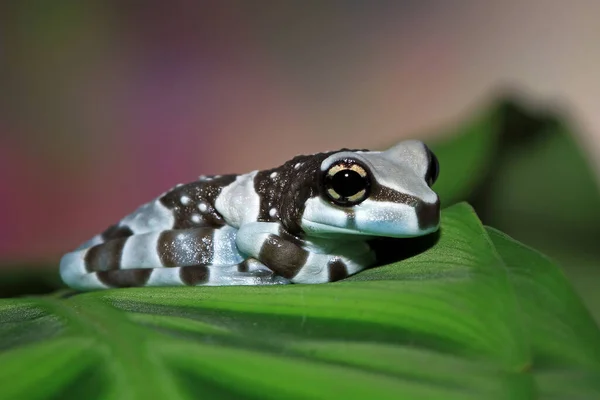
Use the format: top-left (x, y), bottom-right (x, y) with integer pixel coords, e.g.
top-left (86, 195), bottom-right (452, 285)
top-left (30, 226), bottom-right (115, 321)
top-left (331, 170), bottom-right (366, 197)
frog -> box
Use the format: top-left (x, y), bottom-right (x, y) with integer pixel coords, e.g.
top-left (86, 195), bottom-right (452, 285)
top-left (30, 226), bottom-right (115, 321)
top-left (59, 139), bottom-right (440, 290)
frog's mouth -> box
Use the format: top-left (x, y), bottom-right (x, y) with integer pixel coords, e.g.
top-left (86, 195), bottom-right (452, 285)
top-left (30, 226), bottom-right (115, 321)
top-left (300, 197), bottom-right (440, 239)
top-left (301, 220), bottom-right (439, 240)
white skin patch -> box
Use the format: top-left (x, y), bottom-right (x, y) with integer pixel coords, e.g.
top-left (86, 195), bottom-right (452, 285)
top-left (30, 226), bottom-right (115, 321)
top-left (236, 222), bottom-right (281, 257)
top-left (214, 171), bottom-right (261, 228)
top-left (211, 226), bottom-right (244, 265)
top-left (290, 252), bottom-right (327, 283)
top-left (119, 200), bottom-right (175, 234)
top-left (191, 214), bottom-right (202, 223)
top-left (198, 202), bottom-right (208, 213)
top-left (120, 232), bottom-right (163, 269)
top-left (301, 197), bottom-right (431, 238)
top-left (145, 267), bottom-right (182, 286)
top-left (270, 171), bottom-right (278, 179)
top-left (354, 200), bottom-right (423, 237)
top-left (301, 197), bottom-right (358, 237)
top-left (180, 195), bottom-right (191, 205)
top-left (294, 163), bottom-right (302, 169)
top-left (269, 208), bottom-right (278, 218)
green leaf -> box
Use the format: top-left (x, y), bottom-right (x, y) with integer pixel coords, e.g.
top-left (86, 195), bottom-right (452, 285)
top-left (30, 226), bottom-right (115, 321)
top-left (0, 203), bottom-right (598, 399)
top-left (407, 98), bottom-right (600, 324)
top-left (468, 101), bottom-right (600, 323)
top-left (487, 227), bottom-right (600, 398)
top-left (427, 106), bottom-right (502, 208)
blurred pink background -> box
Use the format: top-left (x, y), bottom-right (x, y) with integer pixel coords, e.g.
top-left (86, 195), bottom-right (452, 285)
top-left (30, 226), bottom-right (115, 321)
top-left (1, 1), bottom-right (599, 262)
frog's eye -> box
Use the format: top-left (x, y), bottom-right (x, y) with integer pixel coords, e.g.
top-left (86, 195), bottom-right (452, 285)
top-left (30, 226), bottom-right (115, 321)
top-left (323, 161), bottom-right (371, 206)
top-left (425, 145), bottom-right (439, 186)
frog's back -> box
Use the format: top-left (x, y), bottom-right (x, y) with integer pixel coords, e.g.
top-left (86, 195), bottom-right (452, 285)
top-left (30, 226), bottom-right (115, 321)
top-left (83, 147), bottom-right (362, 250)
top-left (83, 174), bottom-right (239, 248)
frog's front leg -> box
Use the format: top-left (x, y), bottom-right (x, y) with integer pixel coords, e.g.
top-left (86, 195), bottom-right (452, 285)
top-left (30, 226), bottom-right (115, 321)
top-left (236, 222), bottom-right (376, 284)
top-left (60, 226), bottom-right (290, 290)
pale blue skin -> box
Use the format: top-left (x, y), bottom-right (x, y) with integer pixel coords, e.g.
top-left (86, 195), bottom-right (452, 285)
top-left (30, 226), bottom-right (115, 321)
top-left (60, 140), bottom-right (440, 290)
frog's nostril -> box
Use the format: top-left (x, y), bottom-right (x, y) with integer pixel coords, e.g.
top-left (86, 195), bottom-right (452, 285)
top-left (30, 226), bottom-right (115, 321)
top-left (416, 200), bottom-right (440, 230)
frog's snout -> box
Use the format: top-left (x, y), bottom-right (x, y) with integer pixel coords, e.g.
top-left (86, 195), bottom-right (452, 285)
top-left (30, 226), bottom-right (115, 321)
top-left (415, 199), bottom-right (440, 231)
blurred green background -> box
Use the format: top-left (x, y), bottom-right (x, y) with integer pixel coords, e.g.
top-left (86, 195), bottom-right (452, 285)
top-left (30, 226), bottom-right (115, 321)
top-left (1, 2), bottom-right (599, 319)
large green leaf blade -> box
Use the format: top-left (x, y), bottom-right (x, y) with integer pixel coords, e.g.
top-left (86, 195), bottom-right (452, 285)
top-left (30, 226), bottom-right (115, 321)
top-left (87, 204), bottom-right (527, 369)
top-left (476, 117), bottom-right (600, 323)
top-left (487, 227), bottom-right (600, 368)
top-left (0, 203), bottom-right (598, 399)
top-left (487, 226), bottom-right (600, 398)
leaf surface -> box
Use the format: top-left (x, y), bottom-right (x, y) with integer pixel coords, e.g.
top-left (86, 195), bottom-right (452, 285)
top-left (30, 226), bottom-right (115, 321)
top-left (0, 203), bottom-right (598, 399)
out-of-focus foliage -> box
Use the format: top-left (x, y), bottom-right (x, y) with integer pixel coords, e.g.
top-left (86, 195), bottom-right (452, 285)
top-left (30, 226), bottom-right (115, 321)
top-left (1, 97), bottom-right (599, 398)
top-left (427, 98), bottom-right (600, 321)
top-left (424, 106), bottom-right (502, 208)
top-left (1, 203), bottom-right (599, 400)
top-left (2, 96), bottom-right (598, 318)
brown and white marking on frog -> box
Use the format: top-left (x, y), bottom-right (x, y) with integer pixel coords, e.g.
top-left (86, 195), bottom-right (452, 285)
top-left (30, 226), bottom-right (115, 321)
top-left (60, 139), bottom-right (440, 290)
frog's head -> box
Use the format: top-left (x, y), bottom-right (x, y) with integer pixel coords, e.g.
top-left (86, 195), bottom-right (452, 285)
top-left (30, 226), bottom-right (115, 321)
top-left (300, 140), bottom-right (440, 239)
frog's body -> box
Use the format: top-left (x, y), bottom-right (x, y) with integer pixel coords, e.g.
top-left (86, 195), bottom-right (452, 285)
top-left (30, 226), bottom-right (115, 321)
top-left (60, 140), bottom-right (440, 290)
